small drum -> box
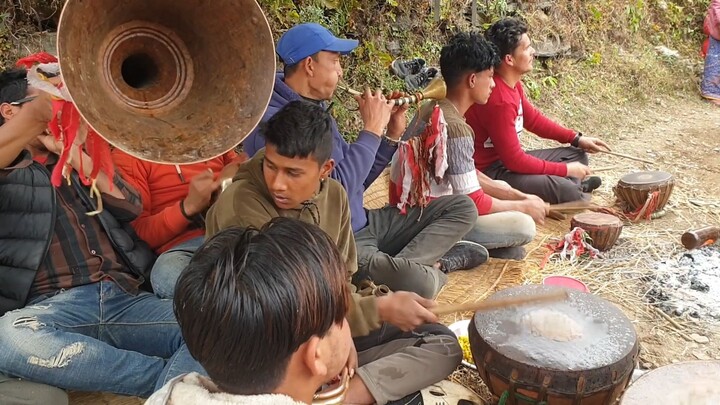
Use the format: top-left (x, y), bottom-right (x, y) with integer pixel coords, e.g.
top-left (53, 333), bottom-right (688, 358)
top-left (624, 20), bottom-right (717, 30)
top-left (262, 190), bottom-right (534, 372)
top-left (621, 361), bottom-right (720, 404)
top-left (469, 285), bottom-right (639, 405)
top-left (614, 171), bottom-right (674, 212)
top-left (570, 213), bottom-right (623, 251)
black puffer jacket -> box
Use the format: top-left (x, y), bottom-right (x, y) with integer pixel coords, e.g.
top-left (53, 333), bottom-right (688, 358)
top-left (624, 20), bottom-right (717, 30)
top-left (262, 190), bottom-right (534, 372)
top-left (0, 152), bottom-right (156, 316)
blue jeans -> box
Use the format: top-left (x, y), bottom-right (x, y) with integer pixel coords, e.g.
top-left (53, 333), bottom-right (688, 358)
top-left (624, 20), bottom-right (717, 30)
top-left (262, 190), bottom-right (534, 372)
top-left (0, 281), bottom-right (205, 397)
top-left (150, 236), bottom-right (204, 299)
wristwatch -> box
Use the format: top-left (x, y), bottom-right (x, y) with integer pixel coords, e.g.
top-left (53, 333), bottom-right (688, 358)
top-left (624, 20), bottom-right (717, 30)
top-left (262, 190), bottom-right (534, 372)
top-left (571, 132), bottom-right (583, 148)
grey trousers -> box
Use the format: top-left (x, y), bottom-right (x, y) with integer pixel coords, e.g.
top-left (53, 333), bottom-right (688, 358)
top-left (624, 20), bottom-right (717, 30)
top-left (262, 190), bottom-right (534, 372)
top-left (483, 147), bottom-right (589, 204)
top-left (0, 373), bottom-right (68, 405)
top-left (354, 323), bottom-right (462, 405)
top-left (355, 195), bottom-right (478, 299)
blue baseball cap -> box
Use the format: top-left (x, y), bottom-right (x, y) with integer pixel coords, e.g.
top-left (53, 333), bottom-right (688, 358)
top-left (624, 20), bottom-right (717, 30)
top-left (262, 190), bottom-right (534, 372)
top-left (277, 23), bottom-right (359, 65)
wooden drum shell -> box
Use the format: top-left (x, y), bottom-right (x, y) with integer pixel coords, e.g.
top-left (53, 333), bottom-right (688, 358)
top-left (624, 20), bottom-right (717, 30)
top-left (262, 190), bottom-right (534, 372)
top-left (469, 286), bottom-right (639, 405)
top-left (570, 213), bottom-right (623, 251)
top-left (614, 172), bottom-right (674, 212)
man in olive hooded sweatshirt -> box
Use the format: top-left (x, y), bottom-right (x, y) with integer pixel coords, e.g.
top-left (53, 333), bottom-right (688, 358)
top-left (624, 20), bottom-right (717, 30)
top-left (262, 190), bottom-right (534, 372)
top-left (206, 101), bottom-right (461, 405)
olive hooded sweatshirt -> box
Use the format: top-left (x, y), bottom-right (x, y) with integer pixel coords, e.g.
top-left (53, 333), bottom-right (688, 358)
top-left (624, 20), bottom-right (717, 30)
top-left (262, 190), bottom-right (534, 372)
top-left (206, 150), bottom-right (380, 337)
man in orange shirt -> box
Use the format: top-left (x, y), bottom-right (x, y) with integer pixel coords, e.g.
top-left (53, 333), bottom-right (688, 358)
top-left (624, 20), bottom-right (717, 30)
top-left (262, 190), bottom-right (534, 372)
top-left (113, 149), bottom-right (245, 298)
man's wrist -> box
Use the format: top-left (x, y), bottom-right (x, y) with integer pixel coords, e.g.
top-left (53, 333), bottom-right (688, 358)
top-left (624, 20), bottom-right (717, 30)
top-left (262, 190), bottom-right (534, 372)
top-left (362, 126), bottom-right (384, 138)
top-left (571, 132), bottom-right (583, 148)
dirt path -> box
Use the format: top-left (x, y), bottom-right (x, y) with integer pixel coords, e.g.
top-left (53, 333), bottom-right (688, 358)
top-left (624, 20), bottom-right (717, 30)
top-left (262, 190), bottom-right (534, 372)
top-left (573, 97), bottom-right (720, 368)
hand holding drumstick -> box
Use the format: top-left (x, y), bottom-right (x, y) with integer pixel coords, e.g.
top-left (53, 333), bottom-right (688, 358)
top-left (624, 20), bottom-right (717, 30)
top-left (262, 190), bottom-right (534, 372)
top-left (576, 136), bottom-right (612, 153)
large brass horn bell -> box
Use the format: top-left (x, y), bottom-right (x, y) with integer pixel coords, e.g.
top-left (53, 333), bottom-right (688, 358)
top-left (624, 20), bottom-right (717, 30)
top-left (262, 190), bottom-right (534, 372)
top-left (57, 0), bottom-right (275, 164)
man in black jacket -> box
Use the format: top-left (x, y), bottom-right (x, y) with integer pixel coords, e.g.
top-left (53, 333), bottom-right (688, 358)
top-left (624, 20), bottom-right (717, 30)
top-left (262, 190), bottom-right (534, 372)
top-left (0, 68), bottom-right (202, 403)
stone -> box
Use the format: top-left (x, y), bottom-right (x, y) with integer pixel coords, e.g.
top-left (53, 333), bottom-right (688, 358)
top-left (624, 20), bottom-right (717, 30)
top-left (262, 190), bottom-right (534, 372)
top-left (693, 351), bottom-right (712, 360)
top-left (690, 333), bottom-right (710, 344)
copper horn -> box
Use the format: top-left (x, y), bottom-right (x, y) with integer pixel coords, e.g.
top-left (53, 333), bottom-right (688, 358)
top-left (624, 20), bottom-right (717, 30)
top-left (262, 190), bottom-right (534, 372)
top-left (56, 0), bottom-right (276, 164)
top-left (338, 76), bottom-right (447, 106)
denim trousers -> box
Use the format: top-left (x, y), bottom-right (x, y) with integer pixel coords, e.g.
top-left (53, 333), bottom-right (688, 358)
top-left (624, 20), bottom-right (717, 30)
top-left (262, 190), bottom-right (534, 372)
top-left (0, 281), bottom-right (205, 398)
top-left (150, 236), bottom-right (204, 299)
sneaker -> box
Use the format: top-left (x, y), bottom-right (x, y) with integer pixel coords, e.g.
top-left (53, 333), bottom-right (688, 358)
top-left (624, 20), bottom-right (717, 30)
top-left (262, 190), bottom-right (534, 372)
top-left (390, 57), bottom-right (426, 79)
top-left (386, 380), bottom-right (484, 404)
top-left (581, 175), bottom-right (602, 193)
top-left (488, 246), bottom-right (526, 260)
top-left (438, 241), bottom-right (488, 273)
top-left (404, 67), bottom-right (438, 91)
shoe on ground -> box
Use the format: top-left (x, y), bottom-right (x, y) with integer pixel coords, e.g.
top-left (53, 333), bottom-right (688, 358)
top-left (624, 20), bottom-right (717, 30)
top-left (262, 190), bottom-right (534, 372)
top-left (390, 57), bottom-right (426, 79)
top-left (385, 380), bottom-right (484, 405)
top-left (488, 246), bottom-right (526, 260)
top-left (438, 241), bottom-right (488, 273)
top-left (404, 67), bottom-right (438, 91)
top-left (581, 175), bottom-right (602, 193)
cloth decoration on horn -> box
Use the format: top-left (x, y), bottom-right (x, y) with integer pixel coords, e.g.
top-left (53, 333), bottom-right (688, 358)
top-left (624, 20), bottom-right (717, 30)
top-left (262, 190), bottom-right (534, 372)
top-left (389, 104), bottom-right (449, 214)
top-left (17, 52), bottom-right (115, 216)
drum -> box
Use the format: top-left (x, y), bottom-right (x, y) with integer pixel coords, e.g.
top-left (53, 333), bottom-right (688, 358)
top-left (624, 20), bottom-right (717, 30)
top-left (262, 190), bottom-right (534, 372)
top-left (570, 213), bottom-right (623, 251)
top-left (469, 285), bottom-right (639, 405)
top-left (621, 361), bottom-right (720, 404)
top-left (614, 171), bottom-right (674, 212)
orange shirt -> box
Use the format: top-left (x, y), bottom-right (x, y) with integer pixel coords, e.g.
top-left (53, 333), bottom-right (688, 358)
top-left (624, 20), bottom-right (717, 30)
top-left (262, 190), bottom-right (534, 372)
top-left (112, 149), bottom-right (242, 254)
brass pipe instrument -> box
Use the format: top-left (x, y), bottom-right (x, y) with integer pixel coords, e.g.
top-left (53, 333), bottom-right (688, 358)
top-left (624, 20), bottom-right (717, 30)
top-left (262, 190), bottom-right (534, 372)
top-left (56, 0), bottom-right (276, 164)
top-left (312, 368), bottom-right (350, 405)
top-left (338, 76), bottom-right (446, 106)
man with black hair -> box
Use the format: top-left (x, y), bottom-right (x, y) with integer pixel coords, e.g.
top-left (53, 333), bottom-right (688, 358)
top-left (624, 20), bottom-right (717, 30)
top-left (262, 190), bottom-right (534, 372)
top-left (394, 32), bottom-right (543, 260)
top-left (148, 219), bottom-right (354, 404)
top-left (207, 100), bottom-right (462, 405)
top-left (240, 22), bottom-right (485, 299)
top-left (466, 18), bottom-right (610, 204)
top-left (0, 68), bottom-right (202, 403)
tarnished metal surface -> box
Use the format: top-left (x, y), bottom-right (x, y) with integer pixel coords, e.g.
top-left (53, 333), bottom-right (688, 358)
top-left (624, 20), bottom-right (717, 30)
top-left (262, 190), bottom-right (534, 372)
top-left (57, 0), bottom-right (275, 164)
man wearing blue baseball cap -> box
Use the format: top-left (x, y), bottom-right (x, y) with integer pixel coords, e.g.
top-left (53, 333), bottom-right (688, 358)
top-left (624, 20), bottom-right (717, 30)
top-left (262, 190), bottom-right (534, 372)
top-left (243, 23), bottom-right (483, 294)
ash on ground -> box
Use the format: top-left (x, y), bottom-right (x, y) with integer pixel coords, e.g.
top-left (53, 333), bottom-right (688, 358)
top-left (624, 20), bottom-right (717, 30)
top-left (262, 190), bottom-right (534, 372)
top-left (646, 245), bottom-right (720, 321)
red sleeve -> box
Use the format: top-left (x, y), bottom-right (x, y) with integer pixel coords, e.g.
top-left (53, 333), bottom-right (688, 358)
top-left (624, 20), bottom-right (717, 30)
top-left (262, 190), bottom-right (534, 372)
top-left (519, 84), bottom-right (576, 144)
top-left (112, 150), bottom-right (190, 251)
top-left (468, 188), bottom-right (493, 215)
top-left (482, 101), bottom-right (568, 176)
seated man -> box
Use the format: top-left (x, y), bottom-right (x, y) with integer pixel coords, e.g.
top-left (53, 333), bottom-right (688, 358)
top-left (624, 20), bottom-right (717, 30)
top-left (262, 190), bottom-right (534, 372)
top-left (148, 219), bottom-right (354, 405)
top-left (392, 32), bottom-right (544, 260)
top-left (112, 146), bottom-right (245, 299)
top-left (207, 101), bottom-right (462, 405)
top-left (0, 69), bottom-right (201, 399)
top-left (242, 22), bottom-right (483, 298)
top-left (466, 18), bottom-right (609, 204)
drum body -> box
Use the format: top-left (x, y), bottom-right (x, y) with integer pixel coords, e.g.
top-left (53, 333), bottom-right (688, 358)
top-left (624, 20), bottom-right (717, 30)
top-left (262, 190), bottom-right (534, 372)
top-left (621, 361), bottom-right (720, 404)
top-left (469, 285), bottom-right (639, 405)
top-left (614, 171), bottom-right (674, 211)
top-left (570, 213), bottom-right (623, 251)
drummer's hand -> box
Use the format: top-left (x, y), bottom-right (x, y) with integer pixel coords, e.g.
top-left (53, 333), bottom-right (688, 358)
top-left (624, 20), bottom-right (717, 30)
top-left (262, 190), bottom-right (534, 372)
top-left (566, 161), bottom-right (592, 180)
top-left (377, 291), bottom-right (438, 331)
top-left (386, 90), bottom-right (409, 140)
top-left (355, 88), bottom-right (394, 137)
top-left (517, 198), bottom-right (548, 225)
top-left (577, 136), bottom-right (611, 153)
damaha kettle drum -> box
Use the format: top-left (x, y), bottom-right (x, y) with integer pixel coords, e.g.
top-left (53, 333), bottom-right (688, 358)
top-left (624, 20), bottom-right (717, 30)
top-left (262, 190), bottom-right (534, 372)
top-left (570, 213), bottom-right (623, 252)
top-left (613, 171), bottom-right (674, 213)
top-left (468, 285), bottom-right (639, 405)
top-left (621, 361), bottom-right (720, 405)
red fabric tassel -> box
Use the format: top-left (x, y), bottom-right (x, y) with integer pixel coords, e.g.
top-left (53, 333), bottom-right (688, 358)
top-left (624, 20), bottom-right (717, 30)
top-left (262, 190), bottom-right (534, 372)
top-left (16, 52), bottom-right (58, 68)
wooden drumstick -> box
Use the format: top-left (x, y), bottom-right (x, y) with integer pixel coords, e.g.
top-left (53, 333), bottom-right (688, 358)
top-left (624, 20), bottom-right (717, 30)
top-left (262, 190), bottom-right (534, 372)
top-left (547, 200), bottom-right (600, 212)
top-left (598, 149), bottom-right (654, 165)
top-left (431, 290), bottom-right (568, 316)
top-left (591, 165), bottom-right (621, 173)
